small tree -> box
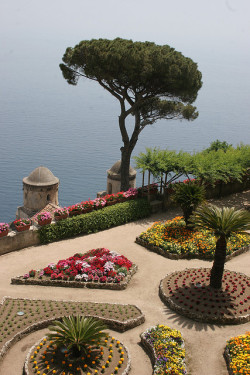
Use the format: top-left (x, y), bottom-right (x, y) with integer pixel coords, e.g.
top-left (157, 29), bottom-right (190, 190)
top-left (60, 38), bottom-right (202, 190)
top-left (205, 140), bottom-right (232, 153)
top-left (190, 204), bottom-right (250, 289)
top-left (48, 315), bottom-right (107, 359)
top-left (172, 181), bottom-right (205, 226)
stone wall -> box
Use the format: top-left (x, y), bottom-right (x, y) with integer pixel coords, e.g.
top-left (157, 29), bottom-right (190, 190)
top-left (0, 227), bottom-right (40, 256)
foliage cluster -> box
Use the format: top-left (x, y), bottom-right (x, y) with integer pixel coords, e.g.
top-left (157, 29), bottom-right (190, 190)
top-left (13, 218), bottom-right (32, 227)
top-left (134, 142), bottom-right (250, 188)
top-left (0, 222), bottom-right (9, 233)
top-left (226, 331), bottom-right (250, 375)
top-left (172, 181), bottom-right (205, 225)
top-left (139, 216), bottom-right (250, 259)
top-left (39, 198), bottom-right (151, 244)
top-left (48, 315), bottom-right (107, 358)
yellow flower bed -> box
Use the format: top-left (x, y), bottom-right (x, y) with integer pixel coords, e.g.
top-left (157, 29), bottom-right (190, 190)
top-left (226, 331), bottom-right (250, 374)
top-left (142, 325), bottom-right (186, 375)
top-left (139, 217), bottom-right (250, 259)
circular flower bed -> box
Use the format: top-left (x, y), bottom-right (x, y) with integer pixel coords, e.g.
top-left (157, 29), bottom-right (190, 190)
top-left (12, 248), bottom-right (137, 290)
top-left (136, 217), bottom-right (250, 260)
top-left (224, 331), bottom-right (250, 375)
top-left (24, 335), bottom-right (130, 375)
top-left (159, 268), bottom-right (250, 324)
top-left (140, 325), bottom-right (186, 375)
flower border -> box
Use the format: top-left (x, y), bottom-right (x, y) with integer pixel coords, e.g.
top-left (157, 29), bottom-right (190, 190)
top-left (11, 264), bottom-right (138, 290)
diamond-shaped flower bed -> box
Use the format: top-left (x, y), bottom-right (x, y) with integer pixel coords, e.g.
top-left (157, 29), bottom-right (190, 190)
top-left (24, 334), bottom-right (131, 375)
top-left (12, 248), bottom-right (137, 290)
top-left (159, 268), bottom-right (250, 324)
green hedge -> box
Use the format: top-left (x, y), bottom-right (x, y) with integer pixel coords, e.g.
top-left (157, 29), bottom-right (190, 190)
top-left (39, 198), bottom-right (151, 244)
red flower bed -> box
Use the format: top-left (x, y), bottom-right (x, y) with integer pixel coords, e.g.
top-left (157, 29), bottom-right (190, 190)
top-left (25, 248), bottom-right (133, 284)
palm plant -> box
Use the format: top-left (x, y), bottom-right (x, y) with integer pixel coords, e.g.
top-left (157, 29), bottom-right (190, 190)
top-left (190, 204), bottom-right (250, 289)
top-left (172, 181), bottom-right (205, 226)
top-left (47, 315), bottom-right (107, 359)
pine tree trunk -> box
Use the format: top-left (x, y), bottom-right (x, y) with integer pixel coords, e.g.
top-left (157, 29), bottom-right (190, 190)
top-left (210, 235), bottom-right (227, 289)
top-left (120, 147), bottom-right (131, 191)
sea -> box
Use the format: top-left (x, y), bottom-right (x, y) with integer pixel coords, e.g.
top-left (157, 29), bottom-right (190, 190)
top-left (0, 40), bottom-right (250, 223)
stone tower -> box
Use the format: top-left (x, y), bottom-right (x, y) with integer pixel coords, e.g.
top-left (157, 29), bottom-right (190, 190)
top-left (16, 166), bottom-right (59, 218)
top-left (106, 160), bottom-right (136, 194)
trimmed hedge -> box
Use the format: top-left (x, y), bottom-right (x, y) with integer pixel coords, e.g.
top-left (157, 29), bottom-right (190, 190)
top-left (39, 198), bottom-right (151, 244)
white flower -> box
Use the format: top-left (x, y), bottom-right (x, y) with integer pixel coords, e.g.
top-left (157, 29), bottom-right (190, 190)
top-left (109, 251), bottom-right (119, 257)
top-left (81, 261), bottom-right (91, 268)
top-left (104, 261), bottom-right (115, 271)
top-left (75, 274), bottom-right (84, 280)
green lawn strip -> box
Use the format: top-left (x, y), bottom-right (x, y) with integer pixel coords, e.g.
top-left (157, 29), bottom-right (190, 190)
top-left (136, 216), bottom-right (250, 260)
top-left (39, 199), bottom-right (151, 244)
top-left (0, 297), bottom-right (145, 362)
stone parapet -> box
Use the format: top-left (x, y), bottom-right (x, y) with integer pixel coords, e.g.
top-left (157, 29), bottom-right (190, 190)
top-left (0, 227), bottom-right (40, 255)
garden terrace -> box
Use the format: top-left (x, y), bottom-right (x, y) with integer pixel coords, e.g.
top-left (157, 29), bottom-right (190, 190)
top-left (0, 297), bottom-right (144, 363)
top-left (0, 190), bottom-right (250, 374)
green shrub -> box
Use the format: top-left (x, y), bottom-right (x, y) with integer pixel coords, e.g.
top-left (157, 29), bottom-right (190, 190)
top-left (39, 198), bottom-right (151, 244)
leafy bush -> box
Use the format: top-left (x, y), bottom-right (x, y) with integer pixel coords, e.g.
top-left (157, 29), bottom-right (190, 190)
top-left (48, 315), bottom-right (107, 358)
top-left (172, 181), bottom-right (205, 225)
top-left (39, 198), bottom-right (151, 244)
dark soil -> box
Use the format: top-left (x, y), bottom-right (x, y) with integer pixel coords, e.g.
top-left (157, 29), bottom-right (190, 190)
top-left (160, 268), bottom-right (250, 324)
top-left (24, 334), bottom-right (130, 375)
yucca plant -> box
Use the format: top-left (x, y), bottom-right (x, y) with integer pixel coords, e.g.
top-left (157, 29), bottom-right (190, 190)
top-left (173, 181), bottom-right (205, 226)
top-left (190, 204), bottom-right (250, 289)
top-left (47, 315), bottom-right (107, 359)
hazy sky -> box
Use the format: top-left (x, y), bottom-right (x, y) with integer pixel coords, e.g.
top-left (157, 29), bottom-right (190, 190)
top-left (1, 0), bottom-right (249, 62)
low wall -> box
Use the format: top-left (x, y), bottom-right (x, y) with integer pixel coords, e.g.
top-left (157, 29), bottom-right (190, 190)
top-left (0, 227), bottom-right (40, 256)
top-left (204, 174), bottom-right (250, 199)
top-left (163, 175), bottom-right (250, 208)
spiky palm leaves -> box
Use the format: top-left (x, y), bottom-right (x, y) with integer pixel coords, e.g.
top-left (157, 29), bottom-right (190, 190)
top-left (190, 204), bottom-right (250, 289)
top-left (48, 315), bottom-right (107, 358)
top-left (173, 182), bottom-right (205, 226)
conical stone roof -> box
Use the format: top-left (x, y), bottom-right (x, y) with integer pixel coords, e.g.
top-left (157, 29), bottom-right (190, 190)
top-left (108, 160), bottom-right (136, 176)
top-left (23, 166), bottom-right (59, 186)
